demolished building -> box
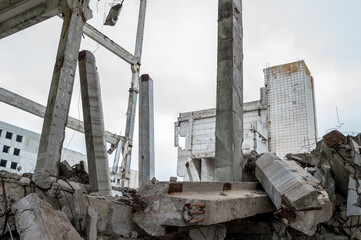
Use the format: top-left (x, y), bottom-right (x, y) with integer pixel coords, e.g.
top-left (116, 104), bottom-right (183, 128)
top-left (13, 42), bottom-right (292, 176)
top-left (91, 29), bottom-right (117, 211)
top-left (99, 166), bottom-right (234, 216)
top-left (0, 0), bottom-right (360, 239)
top-left (175, 60), bottom-right (317, 182)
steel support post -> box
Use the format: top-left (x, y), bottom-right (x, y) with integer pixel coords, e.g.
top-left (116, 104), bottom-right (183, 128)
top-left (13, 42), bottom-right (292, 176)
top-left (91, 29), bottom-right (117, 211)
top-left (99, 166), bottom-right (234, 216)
top-left (35, 0), bottom-right (92, 175)
top-left (215, 0), bottom-right (243, 182)
top-left (78, 50), bottom-right (111, 195)
top-left (138, 74), bottom-right (155, 187)
top-left (117, 0), bottom-right (147, 187)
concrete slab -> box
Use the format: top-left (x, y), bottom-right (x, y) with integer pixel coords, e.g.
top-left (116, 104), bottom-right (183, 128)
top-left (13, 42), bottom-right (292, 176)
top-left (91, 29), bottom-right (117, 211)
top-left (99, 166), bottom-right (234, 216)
top-left (132, 181), bottom-right (274, 236)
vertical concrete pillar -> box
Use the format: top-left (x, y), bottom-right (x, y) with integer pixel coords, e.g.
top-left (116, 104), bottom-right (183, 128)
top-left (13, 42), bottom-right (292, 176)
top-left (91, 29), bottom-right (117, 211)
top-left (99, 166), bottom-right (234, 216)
top-left (36, 0), bottom-right (92, 176)
top-left (201, 158), bottom-right (214, 182)
top-left (138, 74), bottom-right (155, 187)
top-left (78, 50), bottom-right (111, 195)
top-left (215, 0), bottom-right (243, 182)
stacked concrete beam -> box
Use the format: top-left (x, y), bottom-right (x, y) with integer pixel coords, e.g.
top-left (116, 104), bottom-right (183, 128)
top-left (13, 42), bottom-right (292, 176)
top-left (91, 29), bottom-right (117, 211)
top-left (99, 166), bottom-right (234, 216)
top-left (36, 0), bottom-right (92, 176)
top-left (255, 152), bottom-right (333, 236)
top-left (215, 0), bottom-right (244, 182)
top-left (138, 74), bottom-right (155, 187)
top-left (78, 50), bottom-right (111, 196)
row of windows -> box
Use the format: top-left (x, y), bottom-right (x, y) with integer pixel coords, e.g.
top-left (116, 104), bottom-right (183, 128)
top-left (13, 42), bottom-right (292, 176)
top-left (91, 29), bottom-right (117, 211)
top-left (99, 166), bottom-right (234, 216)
top-left (2, 145), bottom-right (20, 156)
top-left (0, 159), bottom-right (18, 170)
top-left (0, 129), bottom-right (23, 143)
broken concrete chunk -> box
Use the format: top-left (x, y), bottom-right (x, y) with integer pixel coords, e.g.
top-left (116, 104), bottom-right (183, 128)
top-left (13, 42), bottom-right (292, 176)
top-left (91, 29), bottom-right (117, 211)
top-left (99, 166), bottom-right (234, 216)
top-left (59, 160), bottom-right (74, 178)
top-left (19, 177), bottom-right (31, 186)
top-left (32, 171), bottom-right (54, 189)
top-left (255, 152), bottom-right (333, 236)
top-left (12, 193), bottom-right (82, 240)
top-left (346, 176), bottom-right (361, 216)
top-left (285, 153), bottom-right (319, 167)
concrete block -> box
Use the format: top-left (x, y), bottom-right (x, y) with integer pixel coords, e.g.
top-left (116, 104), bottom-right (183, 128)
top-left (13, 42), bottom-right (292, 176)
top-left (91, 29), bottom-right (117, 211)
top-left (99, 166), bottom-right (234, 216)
top-left (255, 152), bottom-right (333, 236)
top-left (12, 193), bottom-right (82, 240)
top-left (86, 195), bottom-right (135, 238)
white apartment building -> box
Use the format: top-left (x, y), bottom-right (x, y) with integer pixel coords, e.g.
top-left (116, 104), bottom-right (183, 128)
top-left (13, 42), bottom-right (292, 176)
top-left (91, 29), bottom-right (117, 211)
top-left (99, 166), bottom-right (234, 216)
top-left (0, 120), bottom-right (86, 173)
top-left (264, 60), bottom-right (317, 158)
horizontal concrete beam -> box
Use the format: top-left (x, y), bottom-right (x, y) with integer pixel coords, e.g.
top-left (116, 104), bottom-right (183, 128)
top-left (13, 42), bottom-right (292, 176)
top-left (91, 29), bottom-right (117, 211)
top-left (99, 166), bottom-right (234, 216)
top-left (83, 23), bottom-right (139, 65)
top-left (0, 87), bottom-right (123, 146)
top-left (132, 182), bottom-right (275, 236)
top-left (0, 0), bottom-right (60, 39)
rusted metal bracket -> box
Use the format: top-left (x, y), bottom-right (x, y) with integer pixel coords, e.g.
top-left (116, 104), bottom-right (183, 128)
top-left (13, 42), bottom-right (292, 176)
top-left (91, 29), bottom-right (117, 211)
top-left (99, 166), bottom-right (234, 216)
top-left (168, 183), bottom-right (183, 194)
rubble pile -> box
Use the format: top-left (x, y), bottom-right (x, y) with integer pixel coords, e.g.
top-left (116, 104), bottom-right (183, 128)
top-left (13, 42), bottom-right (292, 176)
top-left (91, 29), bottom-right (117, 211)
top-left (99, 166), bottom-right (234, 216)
top-left (0, 131), bottom-right (359, 240)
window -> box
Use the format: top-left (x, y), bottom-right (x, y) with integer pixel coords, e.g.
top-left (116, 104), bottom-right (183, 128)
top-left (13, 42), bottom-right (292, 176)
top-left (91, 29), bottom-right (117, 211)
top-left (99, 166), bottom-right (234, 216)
top-left (0, 129), bottom-right (2, 137)
top-left (16, 135), bottom-right (23, 143)
top-left (13, 148), bottom-right (20, 156)
top-left (2, 145), bottom-right (9, 153)
top-left (5, 132), bottom-right (13, 140)
top-left (0, 160), bottom-right (7, 167)
top-left (10, 162), bottom-right (17, 170)
top-left (117, 178), bottom-right (120, 184)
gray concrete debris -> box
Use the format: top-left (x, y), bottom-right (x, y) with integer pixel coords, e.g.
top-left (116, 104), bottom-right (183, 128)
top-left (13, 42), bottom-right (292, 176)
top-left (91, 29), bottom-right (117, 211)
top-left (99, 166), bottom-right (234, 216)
top-left (285, 153), bottom-right (319, 167)
top-left (132, 182), bottom-right (274, 236)
top-left (186, 161), bottom-right (201, 182)
top-left (12, 193), bottom-right (82, 240)
top-left (32, 170), bottom-right (54, 190)
top-left (255, 152), bottom-right (333, 236)
top-left (59, 160), bottom-right (89, 184)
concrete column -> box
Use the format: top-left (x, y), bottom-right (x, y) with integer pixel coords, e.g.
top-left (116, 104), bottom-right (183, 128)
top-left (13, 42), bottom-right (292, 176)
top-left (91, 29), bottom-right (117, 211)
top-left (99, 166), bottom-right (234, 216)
top-left (78, 50), bottom-right (111, 196)
top-left (215, 0), bottom-right (244, 182)
top-left (138, 74), bottom-right (155, 187)
top-left (186, 161), bottom-right (200, 182)
top-left (36, 0), bottom-right (92, 176)
top-left (201, 158), bottom-right (214, 182)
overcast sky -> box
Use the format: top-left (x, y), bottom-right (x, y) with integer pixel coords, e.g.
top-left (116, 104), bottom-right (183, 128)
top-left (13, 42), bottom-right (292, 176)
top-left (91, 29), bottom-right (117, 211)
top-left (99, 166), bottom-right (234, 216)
top-left (0, 0), bottom-right (360, 180)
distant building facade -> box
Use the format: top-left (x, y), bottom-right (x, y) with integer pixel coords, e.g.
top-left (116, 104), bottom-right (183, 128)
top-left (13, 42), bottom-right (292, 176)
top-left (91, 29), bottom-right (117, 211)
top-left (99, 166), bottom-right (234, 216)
top-left (0, 120), bottom-right (140, 189)
top-left (0, 120), bottom-right (87, 174)
top-left (264, 60), bottom-right (317, 158)
top-left (175, 60), bottom-right (317, 181)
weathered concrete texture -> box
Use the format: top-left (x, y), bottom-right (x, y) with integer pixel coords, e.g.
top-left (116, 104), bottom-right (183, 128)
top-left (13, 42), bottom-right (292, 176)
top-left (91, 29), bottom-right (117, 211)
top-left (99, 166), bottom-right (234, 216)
top-left (85, 194), bottom-right (135, 238)
top-left (36, 0), bottom-right (92, 176)
top-left (0, 171), bottom-right (136, 239)
top-left (186, 161), bottom-right (201, 182)
top-left (255, 153), bottom-right (333, 236)
top-left (201, 158), bottom-right (215, 182)
top-left (78, 50), bottom-right (111, 196)
top-left (12, 193), bottom-right (82, 240)
top-left (0, 0), bottom-right (61, 39)
top-left (139, 74), bottom-right (155, 187)
top-left (132, 182), bottom-right (274, 236)
top-left (215, 0), bottom-right (244, 182)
